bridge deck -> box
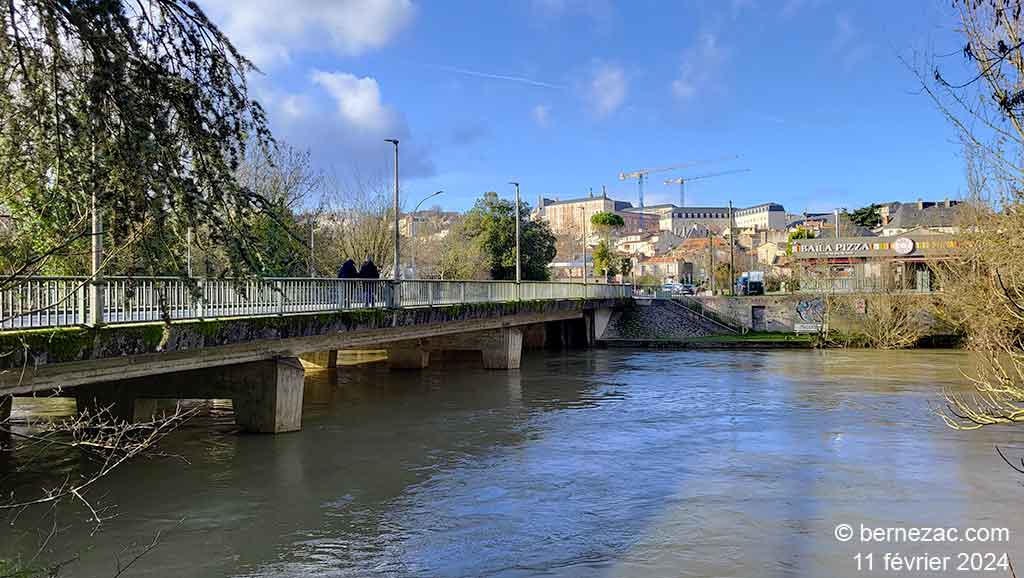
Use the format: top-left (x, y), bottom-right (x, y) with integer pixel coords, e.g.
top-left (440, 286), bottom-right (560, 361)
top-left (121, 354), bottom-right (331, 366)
top-left (1, 277), bottom-right (635, 331)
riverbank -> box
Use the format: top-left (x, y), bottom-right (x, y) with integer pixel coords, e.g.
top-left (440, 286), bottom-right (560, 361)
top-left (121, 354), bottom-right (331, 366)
top-left (600, 331), bottom-right (962, 350)
top-left (600, 332), bottom-right (814, 349)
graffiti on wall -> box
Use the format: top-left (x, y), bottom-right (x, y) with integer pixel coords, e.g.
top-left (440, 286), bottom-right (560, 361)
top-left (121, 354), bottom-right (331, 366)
top-left (795, 298), bottom-right (825, 333)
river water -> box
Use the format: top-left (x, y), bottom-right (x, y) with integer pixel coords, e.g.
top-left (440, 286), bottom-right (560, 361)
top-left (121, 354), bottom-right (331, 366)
top-left (3, 349), bottom-right (1024, 577)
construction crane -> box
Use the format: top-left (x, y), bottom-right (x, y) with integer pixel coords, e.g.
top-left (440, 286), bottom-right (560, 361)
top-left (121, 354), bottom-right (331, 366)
top-left (619, 156), bottom-right (737, 208)
top-left (664, 168), bottom-right (752, 207)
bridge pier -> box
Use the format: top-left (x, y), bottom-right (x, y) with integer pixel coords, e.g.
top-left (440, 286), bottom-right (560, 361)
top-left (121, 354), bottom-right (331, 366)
top-left (387, 342), bottom-right (431, 369)
top-left (386, 327), bottom-right (524, 370)
top-left (1, 395), bottom-right (11, 422)
top-left (230, 357), bottom-right (304, 434)
top-left (76, 387), bottom-right (158, 423)
top-left (72, 357), bottom-right (305, 433)
top-left (300, 350), bottom-right (338, 369)
top-left (479, 328), bottom-right (523, 369)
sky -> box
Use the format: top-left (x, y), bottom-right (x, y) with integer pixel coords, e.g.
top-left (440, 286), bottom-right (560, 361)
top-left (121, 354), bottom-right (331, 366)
top-left (199, 0), bottom-right (971, 214)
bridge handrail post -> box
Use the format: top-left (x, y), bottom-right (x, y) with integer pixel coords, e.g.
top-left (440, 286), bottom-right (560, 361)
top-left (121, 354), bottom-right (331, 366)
top-left (389, 280), bottom-right (400, 309)
top-left (460, 282), bottom-right (466, 304)
top-left (276, 280), bottom-right (285, 315)
top-left (196, 278), bottom-right (205, 320)
top-left (77, 281), bottom-right (86, 325)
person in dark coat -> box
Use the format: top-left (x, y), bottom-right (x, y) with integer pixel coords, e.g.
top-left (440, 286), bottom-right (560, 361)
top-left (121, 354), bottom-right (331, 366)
top-left (358, 256), bottom-right (380, 306)
top-left (337, 258), bottom-right (358, 279)
top-left (358, 257), bottom-right (380, 279)
top-left (336, 258), bottom-right (358, 308)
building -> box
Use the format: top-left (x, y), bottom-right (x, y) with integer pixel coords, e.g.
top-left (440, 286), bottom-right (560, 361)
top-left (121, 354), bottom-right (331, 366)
top-left (879, 199), bottom-right (961, 236)
top-left (537, 194), bottom-right (656, 237)
top-left (635, 256), bottom-right (693, 284)
top-left (733, 203), bottom-right (787, 231)
top-left (756, 241), bottom-right (787, 269)
top-left (652, 205), bottom-right (732, 236)
top-left (790, 230), bottom-right (959, 292)
top-left (787, 212), bottom-right (835, 235)
top-left (615, 230), bottom-right (683, 257)
top-left (398, 209), bottom-right (461, 238)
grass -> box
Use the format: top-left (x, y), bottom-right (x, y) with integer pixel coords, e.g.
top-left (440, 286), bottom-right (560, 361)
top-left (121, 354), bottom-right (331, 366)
top-left (685, 331), bottom-right (814, 343)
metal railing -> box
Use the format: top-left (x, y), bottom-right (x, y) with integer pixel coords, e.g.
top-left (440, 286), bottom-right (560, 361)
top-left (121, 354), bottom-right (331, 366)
top-left (0, 277), bottom-right (634, 330)
top-left (794, 277), bottom-right (936, 294)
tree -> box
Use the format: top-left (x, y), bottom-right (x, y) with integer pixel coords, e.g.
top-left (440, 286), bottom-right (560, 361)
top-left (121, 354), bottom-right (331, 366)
top-left (0, 0), bottom-right (274, 282)
top-left (714, 263), bottom-right (734, 294)
top-left (590, 211), bottom-right (624, 240)
top-left (619, 255), bottom-right (633, 279)
top-left (918, 0), bottom-right (1024, 431)
top-left (314, 170), bottom-right (396, 278)
top-left (848, 204), bottom-right (882, 228)
top-left (786, 227), bottom-right (815, 255)
top-left (455, 192), bottom-right (557, 281)
top-left (592, 240), bottom-right (618, 278)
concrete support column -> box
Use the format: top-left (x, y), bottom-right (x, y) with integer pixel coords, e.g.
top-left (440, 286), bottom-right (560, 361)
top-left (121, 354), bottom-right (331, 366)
top-left (522, 323), bottom-right (547, 350)
top-left (232, 357), bottom-right (305, 434)
top-left (0, 395), bottom-right (11, 423)
top-left (76, 388), bottom-right (155, 423)
top-left (592, 308), bottom-right (613, 341)
top-left (387, 343), bottom-right (430, 369)
top-left (300, 350), bottom-right (338, 368)
top-left (481, 327), bottom-right (523, 370)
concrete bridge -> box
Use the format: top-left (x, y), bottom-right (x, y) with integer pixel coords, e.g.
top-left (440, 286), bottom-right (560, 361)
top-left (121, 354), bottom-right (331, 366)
top-left (0, 277), bottom-right (635, 433)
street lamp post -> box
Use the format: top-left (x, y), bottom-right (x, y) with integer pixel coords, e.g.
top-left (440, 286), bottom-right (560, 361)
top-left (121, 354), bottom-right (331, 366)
top-left (385, 139), bottom-right (400, 283)
top-left (308, 215), bottom-right (316, 278)
top-left (411, 190), bottom-right (444, 278)
top-left (508, 182), bottom-right (521, 285)
top-left (579, 206), bottom-right (588, 289)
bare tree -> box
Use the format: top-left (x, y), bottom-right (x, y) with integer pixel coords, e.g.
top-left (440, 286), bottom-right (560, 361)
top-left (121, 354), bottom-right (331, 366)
top-left (912, 1), bottom-right (1024, 429)
top-left (314, 169), bottom-right (397, 277)
top-left (0, 402), bottom-right (197, 576)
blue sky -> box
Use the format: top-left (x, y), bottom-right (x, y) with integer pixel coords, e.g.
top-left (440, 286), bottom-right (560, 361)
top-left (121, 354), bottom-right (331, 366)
top-left (201, 0), bottom-right (970, 213)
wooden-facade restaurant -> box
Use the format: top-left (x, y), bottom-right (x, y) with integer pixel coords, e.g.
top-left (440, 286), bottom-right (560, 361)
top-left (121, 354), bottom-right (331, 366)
top-left (790, 232), bottom-right (958, 292)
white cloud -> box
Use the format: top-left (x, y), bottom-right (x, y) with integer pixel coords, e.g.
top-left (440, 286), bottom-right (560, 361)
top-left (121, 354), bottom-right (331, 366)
top-left (311, 71), bottom-right (397, 133)
top-left (280, 94), bottom-right (309, 119)
top-left (201, 0), bottom-right (416, 67)
top-left (588, 62), bottom-right (627, 118)
top-left (259, 70), bottom-right (433, 179)
top-left (532, 104), bottom-right (551, 127)
top-left (672, 33), bottom-right (728, 101)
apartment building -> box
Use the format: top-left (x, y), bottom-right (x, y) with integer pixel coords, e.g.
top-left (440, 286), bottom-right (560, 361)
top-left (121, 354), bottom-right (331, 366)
top-left (733, 203), bottom-right (787, 231)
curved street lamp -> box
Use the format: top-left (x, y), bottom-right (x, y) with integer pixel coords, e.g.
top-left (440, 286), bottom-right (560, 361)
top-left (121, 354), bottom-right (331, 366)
top-left (385, 139), bottom-right (399, 281)
top-left (410, 190), bottom-right (444, 278)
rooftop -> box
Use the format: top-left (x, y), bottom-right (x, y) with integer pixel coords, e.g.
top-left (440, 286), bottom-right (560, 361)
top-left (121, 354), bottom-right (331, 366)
top-left (886, 200), bottom-right (962, 229)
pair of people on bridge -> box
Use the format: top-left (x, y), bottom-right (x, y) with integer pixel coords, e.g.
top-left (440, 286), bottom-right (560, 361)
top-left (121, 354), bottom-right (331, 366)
top-left (337, 257), bottom-right (381, 306)
top-left (337, 257), bottom-right (379, 280)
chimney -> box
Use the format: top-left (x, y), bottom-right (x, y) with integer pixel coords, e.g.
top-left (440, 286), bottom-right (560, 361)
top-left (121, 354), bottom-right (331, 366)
top-left (602, 185), bottom-right (607, 199)
top-left (917, 198), bottom-right (924, 210)
top-left (537, 194), bottom-right (542, 209)
top-left (944, 197), bottom-right (951, 208)
top-left (589, 187), bottom-right (593, 198)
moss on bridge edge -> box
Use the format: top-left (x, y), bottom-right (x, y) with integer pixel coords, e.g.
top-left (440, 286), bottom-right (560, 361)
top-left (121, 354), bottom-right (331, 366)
top-left (0, 298), bottom-right (623, 370)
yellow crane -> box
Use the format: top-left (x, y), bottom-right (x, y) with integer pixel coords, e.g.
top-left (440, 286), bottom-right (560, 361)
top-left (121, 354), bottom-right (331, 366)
top-left (619, 156), bottom-right (737, 208)
top-left (664, 168), bottom-right (751, 208)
